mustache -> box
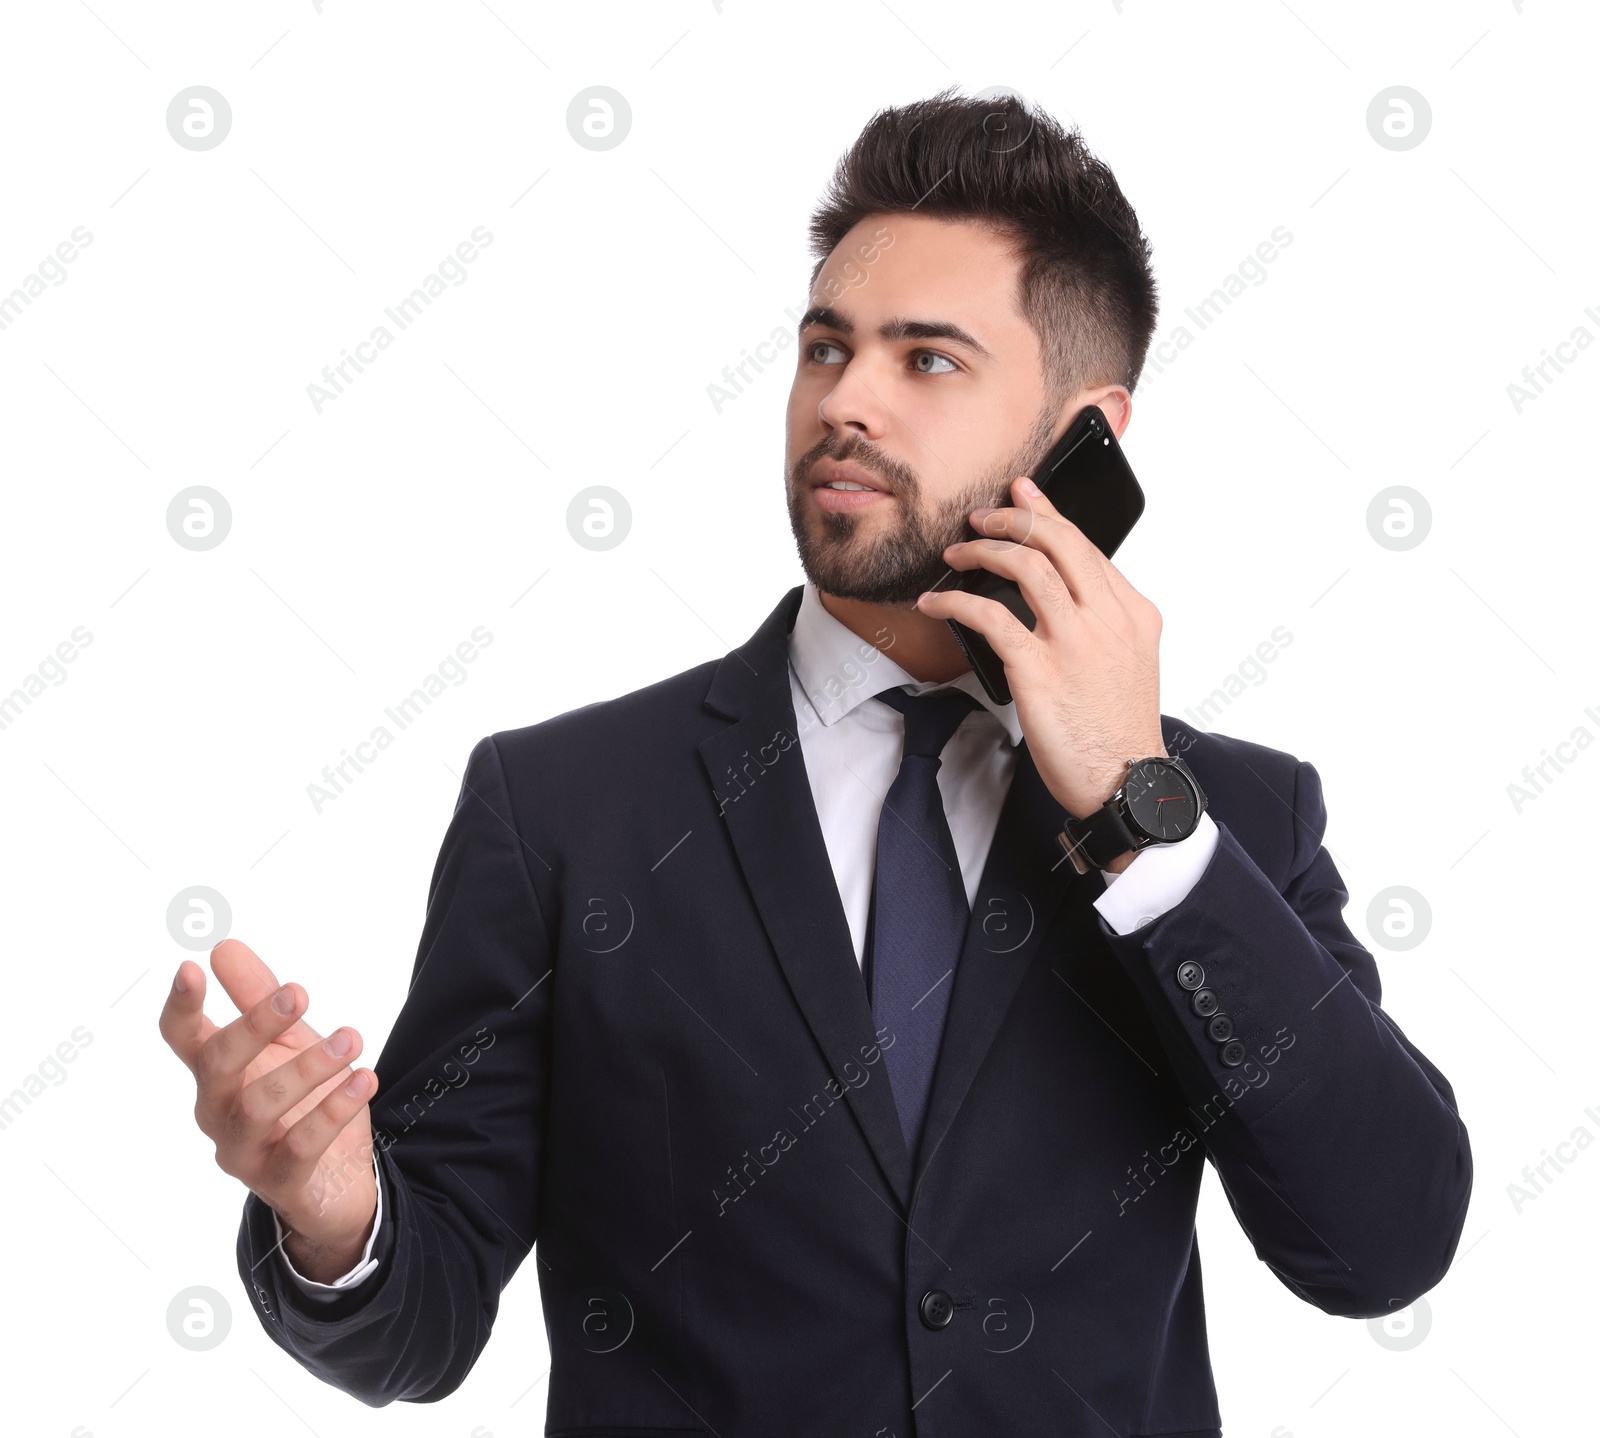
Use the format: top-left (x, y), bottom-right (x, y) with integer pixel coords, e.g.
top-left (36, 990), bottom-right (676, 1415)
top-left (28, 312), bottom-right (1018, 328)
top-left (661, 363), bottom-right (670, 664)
top-left (797, 438), bottom-right (916, 496)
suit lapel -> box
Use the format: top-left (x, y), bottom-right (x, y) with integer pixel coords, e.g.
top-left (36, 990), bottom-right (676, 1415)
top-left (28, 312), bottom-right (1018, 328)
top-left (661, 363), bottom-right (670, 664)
top-left (700, 586), bottom-right (915, 1207)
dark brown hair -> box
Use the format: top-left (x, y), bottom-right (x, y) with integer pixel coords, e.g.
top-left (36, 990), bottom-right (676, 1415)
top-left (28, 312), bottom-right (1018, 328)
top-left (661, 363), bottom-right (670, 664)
top-left (807, 87), bottom-right (1159, 398)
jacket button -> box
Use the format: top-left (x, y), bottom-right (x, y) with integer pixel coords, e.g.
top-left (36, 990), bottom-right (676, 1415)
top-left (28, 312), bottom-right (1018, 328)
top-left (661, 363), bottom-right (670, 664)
top-left (1175, 961), bottom-right (1205, 990)
top-left (919, 1289), bottom-right (954, 1329)
top-left (1219, 1039), bottom-right (1247, 1067)
top-left (1191, 987), bottom-right (1219, 1018)
top-left (1206, 1013), bottom-right (1234, 1042)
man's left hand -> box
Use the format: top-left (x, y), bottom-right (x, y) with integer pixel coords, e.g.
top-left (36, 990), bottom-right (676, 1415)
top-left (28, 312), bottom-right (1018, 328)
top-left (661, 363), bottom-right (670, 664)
top-left (916, 473), bottom-right (1168, 830)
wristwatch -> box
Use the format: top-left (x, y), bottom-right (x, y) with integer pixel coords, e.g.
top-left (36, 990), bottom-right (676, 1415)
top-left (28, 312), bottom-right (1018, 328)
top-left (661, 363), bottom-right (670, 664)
top-left (1056, 755), bottom-right (1208, 875)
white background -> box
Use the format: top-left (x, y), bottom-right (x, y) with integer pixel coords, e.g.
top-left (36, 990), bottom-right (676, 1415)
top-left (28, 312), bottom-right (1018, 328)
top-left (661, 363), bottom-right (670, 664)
top-left (1, 1), bottom-right (1593, 1434)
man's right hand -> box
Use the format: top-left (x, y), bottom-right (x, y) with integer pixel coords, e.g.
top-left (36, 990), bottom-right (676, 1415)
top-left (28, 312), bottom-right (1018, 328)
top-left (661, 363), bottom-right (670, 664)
top-left (160, 937), bottom-right (382, 1283)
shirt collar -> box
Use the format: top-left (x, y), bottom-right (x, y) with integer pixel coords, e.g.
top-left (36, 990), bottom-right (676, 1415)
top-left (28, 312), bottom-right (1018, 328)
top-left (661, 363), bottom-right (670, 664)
top-left (788, 580), bottom-right (1023, 746)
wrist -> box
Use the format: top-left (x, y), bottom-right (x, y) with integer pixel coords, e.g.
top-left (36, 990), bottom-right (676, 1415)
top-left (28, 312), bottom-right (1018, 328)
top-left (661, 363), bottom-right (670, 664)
top-left (281, 1214), bottom-right (374, 1283)
top-left (1058, 749), bottom-right (1203, 878)
top-left (274, 1186), bottom-right (378, 1283)
top-left (1069, 743), bottom-right (1171, 823)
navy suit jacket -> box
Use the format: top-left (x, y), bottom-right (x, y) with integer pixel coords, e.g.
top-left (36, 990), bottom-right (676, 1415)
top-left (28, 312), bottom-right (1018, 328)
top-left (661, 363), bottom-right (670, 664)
top-left (238, 583), bottom-right (1472, 1437)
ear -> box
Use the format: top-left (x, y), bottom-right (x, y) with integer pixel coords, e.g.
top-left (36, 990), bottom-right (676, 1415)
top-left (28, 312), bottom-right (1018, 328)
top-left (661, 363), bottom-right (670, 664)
top-left (1088, 384), bottom-right (1133, 439)
top-left (1055, 383), bottom-right (1133, 441)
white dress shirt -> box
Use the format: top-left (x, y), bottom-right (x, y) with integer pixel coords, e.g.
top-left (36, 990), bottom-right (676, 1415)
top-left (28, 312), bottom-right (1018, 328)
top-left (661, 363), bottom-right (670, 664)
top-left (279, 580), bottom-right (1218, 1295)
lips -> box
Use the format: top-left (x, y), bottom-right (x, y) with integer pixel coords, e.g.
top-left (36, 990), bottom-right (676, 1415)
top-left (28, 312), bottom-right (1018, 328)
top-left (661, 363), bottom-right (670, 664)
top-left (811, 458), bottom-right (890, 494)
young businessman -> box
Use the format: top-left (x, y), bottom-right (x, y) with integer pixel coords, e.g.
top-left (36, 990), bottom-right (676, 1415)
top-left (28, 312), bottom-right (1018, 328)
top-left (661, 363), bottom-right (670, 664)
top-left (161, 89), bottom-right (1471, 1435)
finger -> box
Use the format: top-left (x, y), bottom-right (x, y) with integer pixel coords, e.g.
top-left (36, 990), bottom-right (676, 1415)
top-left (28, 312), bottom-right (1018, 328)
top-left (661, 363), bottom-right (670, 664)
top-left (915, 586), bottom-right (1036, 660)
top-left (983, 476), bottom-right (1129, 607)
top-left (941, 532), bottom-right (1075, 627)
top-left (159, 960), bottom-right (220, 1077)
top-left (193, 980), bottom-right (311, 1133)
top-left (211, 938), bottom-right (323, 1048)
top-left (268, 1068), bottom-right (380, 1203)
top-left (993, 488), bottom-right (1158, 653)
top-left (235, 1026), bottom-right (366, 1143)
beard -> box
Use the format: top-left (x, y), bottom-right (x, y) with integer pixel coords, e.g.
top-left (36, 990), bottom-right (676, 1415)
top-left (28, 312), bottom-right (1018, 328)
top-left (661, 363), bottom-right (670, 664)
top-left (786, 404), bottom-right (1059, 606)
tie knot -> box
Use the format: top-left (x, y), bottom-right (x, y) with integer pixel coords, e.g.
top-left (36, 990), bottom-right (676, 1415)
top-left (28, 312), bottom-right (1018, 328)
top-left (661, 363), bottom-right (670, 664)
top-left (874, 685), bottom-right (982, 759)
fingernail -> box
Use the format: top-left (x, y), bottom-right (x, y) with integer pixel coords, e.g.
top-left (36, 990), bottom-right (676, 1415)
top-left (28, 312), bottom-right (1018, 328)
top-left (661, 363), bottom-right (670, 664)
top-left (173, 967), bottom-right (187, 994)
top-left (324, 1030), bottom-right (353, 1058)
top-left (345, 1071), bottom-right (369, 1098)
top-left (1019, 477), bottom-right (1041, 496)
top-left (271, 986), bottom-right (295, 1016)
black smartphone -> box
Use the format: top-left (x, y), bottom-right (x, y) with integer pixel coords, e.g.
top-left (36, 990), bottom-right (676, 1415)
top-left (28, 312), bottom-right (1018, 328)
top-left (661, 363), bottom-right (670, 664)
top-left (929, 403), bottom-right (1145, 706)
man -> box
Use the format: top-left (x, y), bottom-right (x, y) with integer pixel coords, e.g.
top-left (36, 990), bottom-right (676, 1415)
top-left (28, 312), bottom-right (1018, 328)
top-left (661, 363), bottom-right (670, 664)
top-left (161, 89), bottom-right (1471, 1435)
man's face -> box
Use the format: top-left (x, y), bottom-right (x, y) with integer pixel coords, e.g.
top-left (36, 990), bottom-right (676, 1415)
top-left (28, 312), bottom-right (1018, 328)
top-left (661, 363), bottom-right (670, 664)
top-left (784, 212), bottom-right (1063, 606)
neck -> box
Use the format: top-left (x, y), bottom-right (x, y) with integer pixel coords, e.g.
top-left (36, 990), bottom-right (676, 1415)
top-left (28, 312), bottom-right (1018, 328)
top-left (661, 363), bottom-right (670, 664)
top-left (818, 589), bottom-right (972, 684)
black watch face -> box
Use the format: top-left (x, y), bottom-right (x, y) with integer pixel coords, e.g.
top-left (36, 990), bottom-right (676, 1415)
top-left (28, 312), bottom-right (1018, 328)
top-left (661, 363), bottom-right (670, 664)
top-left (1122, 760), bottom-right (1199, 841)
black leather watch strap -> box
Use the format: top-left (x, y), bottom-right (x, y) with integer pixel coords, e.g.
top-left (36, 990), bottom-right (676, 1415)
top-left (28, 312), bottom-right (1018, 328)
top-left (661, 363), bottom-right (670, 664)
top-left (1059, 797), bottom-right (1141, 874)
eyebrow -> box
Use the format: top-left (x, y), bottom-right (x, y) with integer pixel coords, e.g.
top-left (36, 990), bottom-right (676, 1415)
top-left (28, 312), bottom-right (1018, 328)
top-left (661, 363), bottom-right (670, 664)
top-left (798, 305), bottom-right (993, 360)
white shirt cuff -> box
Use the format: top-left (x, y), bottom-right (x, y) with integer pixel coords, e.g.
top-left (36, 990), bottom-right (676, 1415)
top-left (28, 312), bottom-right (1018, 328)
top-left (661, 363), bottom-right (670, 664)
top-left (272, 1148), bottom-right (384, 1293)
top-left (1093, 810), bottom-right (1220, 936)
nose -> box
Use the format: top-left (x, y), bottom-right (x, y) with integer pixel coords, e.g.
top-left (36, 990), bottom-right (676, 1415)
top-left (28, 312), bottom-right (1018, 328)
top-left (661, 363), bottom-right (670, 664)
top-left (816, 358), bottom-right (889, 440)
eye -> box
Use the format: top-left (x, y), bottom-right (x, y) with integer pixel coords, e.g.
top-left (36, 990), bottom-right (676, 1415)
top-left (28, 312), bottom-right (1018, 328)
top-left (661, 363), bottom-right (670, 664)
top-left (807, 340), bottom-right (847, 365)
top-left (912, 350), bottom-right (958, 374)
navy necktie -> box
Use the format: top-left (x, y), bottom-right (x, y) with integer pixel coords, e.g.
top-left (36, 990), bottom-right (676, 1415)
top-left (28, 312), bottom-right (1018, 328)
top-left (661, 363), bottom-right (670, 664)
top-left (865, 684), bottom-right (982, 1162)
